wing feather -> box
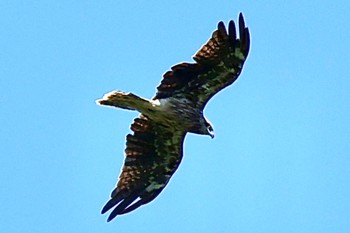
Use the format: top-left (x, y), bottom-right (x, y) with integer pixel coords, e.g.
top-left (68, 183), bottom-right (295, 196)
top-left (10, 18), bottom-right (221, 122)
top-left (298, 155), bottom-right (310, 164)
top-left (154, 12), bottom-right (250, 108)
top-left (101, 115), bottom-right (186, 221)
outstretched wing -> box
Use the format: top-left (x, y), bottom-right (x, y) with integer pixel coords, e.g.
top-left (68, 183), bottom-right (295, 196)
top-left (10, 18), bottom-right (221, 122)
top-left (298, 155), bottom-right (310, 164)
top-left (101, 115), bottom-right (186, 222)
top-left (154, 13), bottom-right (250, 109)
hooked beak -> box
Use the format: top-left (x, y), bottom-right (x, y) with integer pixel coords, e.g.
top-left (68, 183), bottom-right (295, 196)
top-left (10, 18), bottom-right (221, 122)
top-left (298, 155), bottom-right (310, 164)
top-left (208, 129), bottom-right (215, 139)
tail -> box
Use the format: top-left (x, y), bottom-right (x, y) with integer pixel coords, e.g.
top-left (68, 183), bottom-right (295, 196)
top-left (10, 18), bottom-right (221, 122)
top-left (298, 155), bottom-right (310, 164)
top-left (96, 91), bottom-right (151, 112)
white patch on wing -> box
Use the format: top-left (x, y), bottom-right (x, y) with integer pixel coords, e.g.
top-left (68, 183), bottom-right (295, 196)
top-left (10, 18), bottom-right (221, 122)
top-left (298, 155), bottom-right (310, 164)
top-left (150, 99), bottom-right (161, 106)
top-left (152, 98), bottom-right (172, 111)
top-left (158, 98), bottom-right (170, 105)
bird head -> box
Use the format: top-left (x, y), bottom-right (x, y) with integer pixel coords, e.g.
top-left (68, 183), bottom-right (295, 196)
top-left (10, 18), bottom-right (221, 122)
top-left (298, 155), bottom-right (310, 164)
top-left (204, 119), bottom-right (215, 139)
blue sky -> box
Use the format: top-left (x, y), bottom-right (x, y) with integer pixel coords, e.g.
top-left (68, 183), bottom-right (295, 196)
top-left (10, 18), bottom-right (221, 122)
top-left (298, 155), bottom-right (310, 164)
top-left (1, 1), bottom-right (350, 232)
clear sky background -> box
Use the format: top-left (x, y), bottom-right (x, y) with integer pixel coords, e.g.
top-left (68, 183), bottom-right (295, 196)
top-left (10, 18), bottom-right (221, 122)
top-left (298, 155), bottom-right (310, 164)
top-left (1, 1), bottom-right (350, 233)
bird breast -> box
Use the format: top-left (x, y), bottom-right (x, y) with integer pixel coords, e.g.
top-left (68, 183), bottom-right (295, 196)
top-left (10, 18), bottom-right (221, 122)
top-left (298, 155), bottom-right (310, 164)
top-left (150, 97), bottom-right (203, 131)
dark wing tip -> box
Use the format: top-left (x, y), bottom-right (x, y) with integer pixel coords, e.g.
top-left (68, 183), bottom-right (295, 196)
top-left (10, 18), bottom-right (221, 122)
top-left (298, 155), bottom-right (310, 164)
top-left (103, 192), bottom-right (140, 222)
top-left (228, 20), bottom-right (237, 44)
top-left (217, 21), bottom-right (228, 37)
top-left (238, 12), bottom-right (250, 56)
top-left (217, 21), bottom-right (225, 30)
top-left (218, 12), bottom-right (250, 57)
top-left (239, 12), bottom-right (244, 23)
top-left (101, 194), bottom-right (122, 215)
top-left (101, 205), bottom-right (109, 215)
top-left (244, 27), bottom-right (250, 55)
top-left (238, 12), bottom-right (246, 41)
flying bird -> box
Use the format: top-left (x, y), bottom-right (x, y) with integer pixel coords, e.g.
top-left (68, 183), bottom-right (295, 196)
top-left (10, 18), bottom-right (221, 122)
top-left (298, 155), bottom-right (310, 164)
top-left (97, 12), bottom-right (250, 222)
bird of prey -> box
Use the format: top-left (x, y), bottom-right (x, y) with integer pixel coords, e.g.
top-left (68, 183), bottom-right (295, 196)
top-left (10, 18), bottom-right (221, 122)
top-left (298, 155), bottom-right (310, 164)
top-left (97, 12), bottom-right (250, 222)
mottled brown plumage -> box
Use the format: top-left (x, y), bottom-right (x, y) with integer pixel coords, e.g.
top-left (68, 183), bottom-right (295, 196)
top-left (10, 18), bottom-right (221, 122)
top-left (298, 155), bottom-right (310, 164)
top-left (97, 13), bottom-right (250, 222)
top-left (100, 115), bottom-right (185, 221)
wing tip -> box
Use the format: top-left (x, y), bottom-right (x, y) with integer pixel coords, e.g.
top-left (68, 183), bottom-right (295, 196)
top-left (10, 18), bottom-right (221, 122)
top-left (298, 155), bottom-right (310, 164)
top-left (237, 12), bottom-right (250, 57)
top-left (101, 198), bottom-right (127, 222)
top-left (244, 27), bottom-right (251, 55)
top-left (228, 20), bottom-right (237, 44)
top-left (219, 12), bottom-right (250, 54)
top-left (217, 21), bottom-right (225, 29)
top-left (217, 21), bottom-right (226, 34)
top-left (101, 197), bottom-right (120, 215)
top-left (239, 12), bottom-right (244, 23)
top-left (107, 214), bottom-right (116, 222)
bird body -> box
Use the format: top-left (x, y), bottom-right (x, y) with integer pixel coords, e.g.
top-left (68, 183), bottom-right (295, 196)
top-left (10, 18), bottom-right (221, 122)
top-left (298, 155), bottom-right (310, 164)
top-left (97, 13), bottom-right (250, 222)
top-left (99, 91), bottom-right (208, 134)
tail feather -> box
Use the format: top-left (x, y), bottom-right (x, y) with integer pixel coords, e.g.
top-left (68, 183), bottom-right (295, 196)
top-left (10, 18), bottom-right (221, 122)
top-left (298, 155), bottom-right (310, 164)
top-left (96, 91), bottom-right (149, 111)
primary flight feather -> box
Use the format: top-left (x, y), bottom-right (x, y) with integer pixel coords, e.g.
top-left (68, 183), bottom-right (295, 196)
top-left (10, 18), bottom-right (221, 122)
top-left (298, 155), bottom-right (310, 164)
top-left (97, 12), bottom-right (250, 222)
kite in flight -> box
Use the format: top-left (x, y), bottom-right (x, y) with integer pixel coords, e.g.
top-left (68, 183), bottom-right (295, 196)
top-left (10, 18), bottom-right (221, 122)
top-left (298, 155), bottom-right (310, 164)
top-left (97, 12), bottom-right (250, 222)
